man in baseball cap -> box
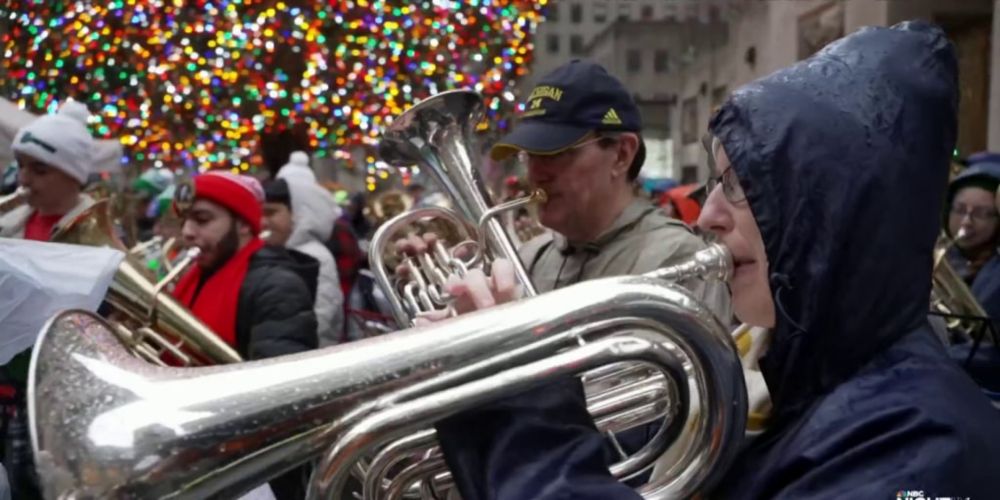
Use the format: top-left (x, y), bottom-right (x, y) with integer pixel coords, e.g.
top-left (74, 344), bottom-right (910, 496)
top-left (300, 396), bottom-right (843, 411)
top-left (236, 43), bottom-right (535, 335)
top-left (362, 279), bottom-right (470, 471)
top-left (486, 60), bottom-right (658, 242)
top-left (417, 60), bottom-right (731, 500)
top-left (490, 60), bottom-right (646, 167)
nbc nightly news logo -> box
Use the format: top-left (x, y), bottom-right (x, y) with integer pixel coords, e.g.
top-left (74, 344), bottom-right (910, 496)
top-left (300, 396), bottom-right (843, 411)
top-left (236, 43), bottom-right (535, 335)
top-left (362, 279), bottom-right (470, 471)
top-left (897, 491), bottom-right (970, 500)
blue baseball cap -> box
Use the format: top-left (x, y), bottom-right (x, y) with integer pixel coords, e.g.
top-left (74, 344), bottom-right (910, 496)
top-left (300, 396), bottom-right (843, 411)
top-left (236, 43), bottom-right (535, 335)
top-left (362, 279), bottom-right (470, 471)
top-left (491, 59), bottom-right (645, 166)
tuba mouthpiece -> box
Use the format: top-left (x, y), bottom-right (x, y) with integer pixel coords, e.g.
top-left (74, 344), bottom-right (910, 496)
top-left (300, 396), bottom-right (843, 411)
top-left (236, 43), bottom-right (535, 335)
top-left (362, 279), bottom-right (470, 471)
top-left (645, 243), bottom-right (733, 283)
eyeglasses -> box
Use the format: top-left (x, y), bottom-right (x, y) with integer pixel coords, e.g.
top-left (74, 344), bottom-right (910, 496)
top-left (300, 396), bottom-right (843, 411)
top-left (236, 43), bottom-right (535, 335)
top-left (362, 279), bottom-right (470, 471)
top-left (950, 204), bottom-right (999, 222)
top-left (516, 135), bottom-right (612, 165)
top-left (701, 133), bottom-right (746, 204)
top-left (705, 166), bottom-right (746, 204)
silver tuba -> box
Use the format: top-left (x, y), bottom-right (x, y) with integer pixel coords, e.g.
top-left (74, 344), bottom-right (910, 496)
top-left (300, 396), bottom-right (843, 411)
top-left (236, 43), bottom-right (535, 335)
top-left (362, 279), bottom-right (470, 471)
top-left (30, 269), bottom-right (745, 499)
top-left (371, 89), bottom-right (542, 326)
top-left (357, 89), bottom-right (741, 498)
top-left (30, 90), bottom-right (745, 500)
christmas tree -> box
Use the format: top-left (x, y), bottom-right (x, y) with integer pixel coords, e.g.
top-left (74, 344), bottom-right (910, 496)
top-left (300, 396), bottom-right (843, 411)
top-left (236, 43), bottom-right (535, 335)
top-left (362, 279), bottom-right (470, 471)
top-left (0, 0), bottom-right (546, 173)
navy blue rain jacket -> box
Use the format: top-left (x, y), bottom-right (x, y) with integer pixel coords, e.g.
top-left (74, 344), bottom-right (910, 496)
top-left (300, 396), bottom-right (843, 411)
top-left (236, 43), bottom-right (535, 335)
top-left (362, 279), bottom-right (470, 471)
top-left (710, 21), bottom-right (1000, 499)
top-left (435, 21), bottom-right (1000, 500)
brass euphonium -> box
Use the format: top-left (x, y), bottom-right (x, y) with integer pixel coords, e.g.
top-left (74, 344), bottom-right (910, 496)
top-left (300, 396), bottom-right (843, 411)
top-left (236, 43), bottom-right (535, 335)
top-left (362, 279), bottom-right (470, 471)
top-left (0, 186), bottom-right (29, 214)
top-left (51, 198), bottom-right (241, 365)
top-left (932, 228), bottom-right (993, 341)
top-left (362, 89), bottom-right (743, 498)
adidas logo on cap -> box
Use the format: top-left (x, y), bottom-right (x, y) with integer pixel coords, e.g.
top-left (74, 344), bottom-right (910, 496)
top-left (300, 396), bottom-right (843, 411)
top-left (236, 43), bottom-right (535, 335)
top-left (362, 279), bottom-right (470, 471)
top-left (602, 108), bottom-right (622, 125)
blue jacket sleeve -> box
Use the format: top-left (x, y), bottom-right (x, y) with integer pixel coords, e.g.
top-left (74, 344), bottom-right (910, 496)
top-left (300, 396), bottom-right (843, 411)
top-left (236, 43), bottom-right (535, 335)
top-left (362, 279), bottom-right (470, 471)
top-left (972, 256), bottom-right (1000, 325)
top-left (435, 377), bottom-right (642, 500)
top-left (751, 407), bottom-right (993, 500)
top-left (714, 332), bottom-right (1000, 500)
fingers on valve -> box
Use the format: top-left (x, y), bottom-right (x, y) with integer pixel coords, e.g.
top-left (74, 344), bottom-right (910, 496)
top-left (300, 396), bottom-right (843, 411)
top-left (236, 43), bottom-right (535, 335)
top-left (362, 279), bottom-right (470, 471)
top-left (414, 309), bottom-right (451, 326)
top-left (490, 259), bottom-right (520, 304)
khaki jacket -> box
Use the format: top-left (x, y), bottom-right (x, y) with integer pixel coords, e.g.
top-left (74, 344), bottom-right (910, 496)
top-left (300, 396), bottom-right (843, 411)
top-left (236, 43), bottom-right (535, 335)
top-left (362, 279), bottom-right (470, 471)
top-left (0, 193), bottom-right (95, 240)
top-left (518, 198), bottom-right (732, 324)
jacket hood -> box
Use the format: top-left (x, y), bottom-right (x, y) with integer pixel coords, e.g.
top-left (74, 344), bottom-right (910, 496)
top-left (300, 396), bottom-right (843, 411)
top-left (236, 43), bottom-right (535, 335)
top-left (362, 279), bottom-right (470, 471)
top-left (949, 160), bottom-right (1000, 189)
top-left (285, 179), bottom-right (339, 248)
top-left (276, 151), bottom-right (317, 183)
top-left (943, 159), bottom-right (1000, 238)
top-left (251, 244), bottom-right (320, 301)
top-left (709, 21), bottom-right (958, 418)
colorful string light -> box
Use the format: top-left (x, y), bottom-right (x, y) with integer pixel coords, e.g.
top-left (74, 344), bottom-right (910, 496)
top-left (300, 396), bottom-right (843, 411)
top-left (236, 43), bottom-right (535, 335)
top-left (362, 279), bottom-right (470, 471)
top-left (0, 0), bottom-right (546, 173)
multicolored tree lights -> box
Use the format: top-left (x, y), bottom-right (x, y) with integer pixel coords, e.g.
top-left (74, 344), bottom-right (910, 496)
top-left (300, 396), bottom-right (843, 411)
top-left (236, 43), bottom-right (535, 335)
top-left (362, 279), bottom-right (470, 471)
top-left (1, 0), bottom-right (546, 174)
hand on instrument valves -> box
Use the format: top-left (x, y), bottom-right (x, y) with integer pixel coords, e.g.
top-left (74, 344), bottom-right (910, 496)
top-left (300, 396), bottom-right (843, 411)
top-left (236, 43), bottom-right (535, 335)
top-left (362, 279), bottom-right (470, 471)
top-left (393, 232), bottom-right (522, 324)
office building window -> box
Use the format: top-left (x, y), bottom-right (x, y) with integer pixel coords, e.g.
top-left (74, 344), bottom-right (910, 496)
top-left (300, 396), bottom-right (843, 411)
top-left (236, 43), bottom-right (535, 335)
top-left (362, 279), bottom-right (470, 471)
top-left (547, 34), bottom-right (560, 54)
top-left (571, 3), bottom-right (583, 23)
top-left (654, 50), bottom-right (669, 73)
top-left (681, 97), bottom-right (699, 144)
top-left (594, 1), bottom-right (608, 23)
top-left (570, 35), bottom-right (585, 55)
top-left (626, 49), bottom-right (641, 73)
top-left (618, 3), bottom-right (631, 20)
top-left (641, 5), bottom-right (655, 20)
top-left (546, 3), bottom-right (558, 22)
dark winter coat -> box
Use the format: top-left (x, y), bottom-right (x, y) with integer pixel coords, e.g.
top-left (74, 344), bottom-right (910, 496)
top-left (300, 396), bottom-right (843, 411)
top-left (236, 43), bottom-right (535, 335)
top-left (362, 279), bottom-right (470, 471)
top-left (234, 245), bottom-right (319, 360)
top-left (710, 20), bottom-right (1000, 499)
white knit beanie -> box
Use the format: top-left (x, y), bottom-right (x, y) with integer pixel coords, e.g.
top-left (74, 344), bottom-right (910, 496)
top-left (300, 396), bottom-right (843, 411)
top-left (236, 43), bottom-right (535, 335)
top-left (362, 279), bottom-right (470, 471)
top-left (276, 151), bottom-right (317, 183)
top-left (12, 100), bottom-right (95, 185)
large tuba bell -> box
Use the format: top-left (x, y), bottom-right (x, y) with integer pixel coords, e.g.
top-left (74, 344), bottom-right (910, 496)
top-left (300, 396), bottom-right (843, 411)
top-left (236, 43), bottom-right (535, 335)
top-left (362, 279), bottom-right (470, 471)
top-left (30, 257), bottom-right (744, 499)
top-left (372, 89), bottom-right (542, 326)
top-left (51, 198), bottom-right (241, 365)
top-left (359, 89), bottom-right (742, 497)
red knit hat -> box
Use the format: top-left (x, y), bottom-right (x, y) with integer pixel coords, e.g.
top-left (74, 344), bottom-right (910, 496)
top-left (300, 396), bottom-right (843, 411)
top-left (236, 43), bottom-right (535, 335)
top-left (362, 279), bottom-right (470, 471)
top-left (174, 171), bottom-right (264, 234)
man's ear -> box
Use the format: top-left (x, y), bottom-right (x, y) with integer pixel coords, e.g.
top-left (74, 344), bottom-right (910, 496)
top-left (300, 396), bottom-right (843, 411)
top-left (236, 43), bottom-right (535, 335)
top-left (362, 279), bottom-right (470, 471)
top-left (613, 133), bottom-right (640, 179)
top-left (235, 217), bottom-right (254, 239)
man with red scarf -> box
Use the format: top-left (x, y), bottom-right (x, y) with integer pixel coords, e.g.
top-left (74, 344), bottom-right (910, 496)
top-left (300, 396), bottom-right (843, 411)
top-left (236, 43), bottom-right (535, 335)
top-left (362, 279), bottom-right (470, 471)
top-left (172, 171), bottom-right (318, 498)
top-left (172, 170), bottom-right (318, 360)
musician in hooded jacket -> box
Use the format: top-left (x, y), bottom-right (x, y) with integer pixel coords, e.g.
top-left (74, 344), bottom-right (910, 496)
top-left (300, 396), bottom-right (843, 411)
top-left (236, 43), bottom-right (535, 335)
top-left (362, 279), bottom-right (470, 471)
top-left (430, 21), bottom-right (1000, 500)
top-left (943, 154), bottom-right (1000, 322)
top-left (940, 154), bottom-right (1000, 401)
top-left (263, 176), bottom-right (345, 347)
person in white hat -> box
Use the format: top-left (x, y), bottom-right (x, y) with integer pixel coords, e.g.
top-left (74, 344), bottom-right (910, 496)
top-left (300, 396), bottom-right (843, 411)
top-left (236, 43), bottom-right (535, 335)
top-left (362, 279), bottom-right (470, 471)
top-left (0, 99), bottom-right (98, 499)
top-left (276, 150), bottom-right (317, 183)
top-left (0, 100), bottom-right (96, 241)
